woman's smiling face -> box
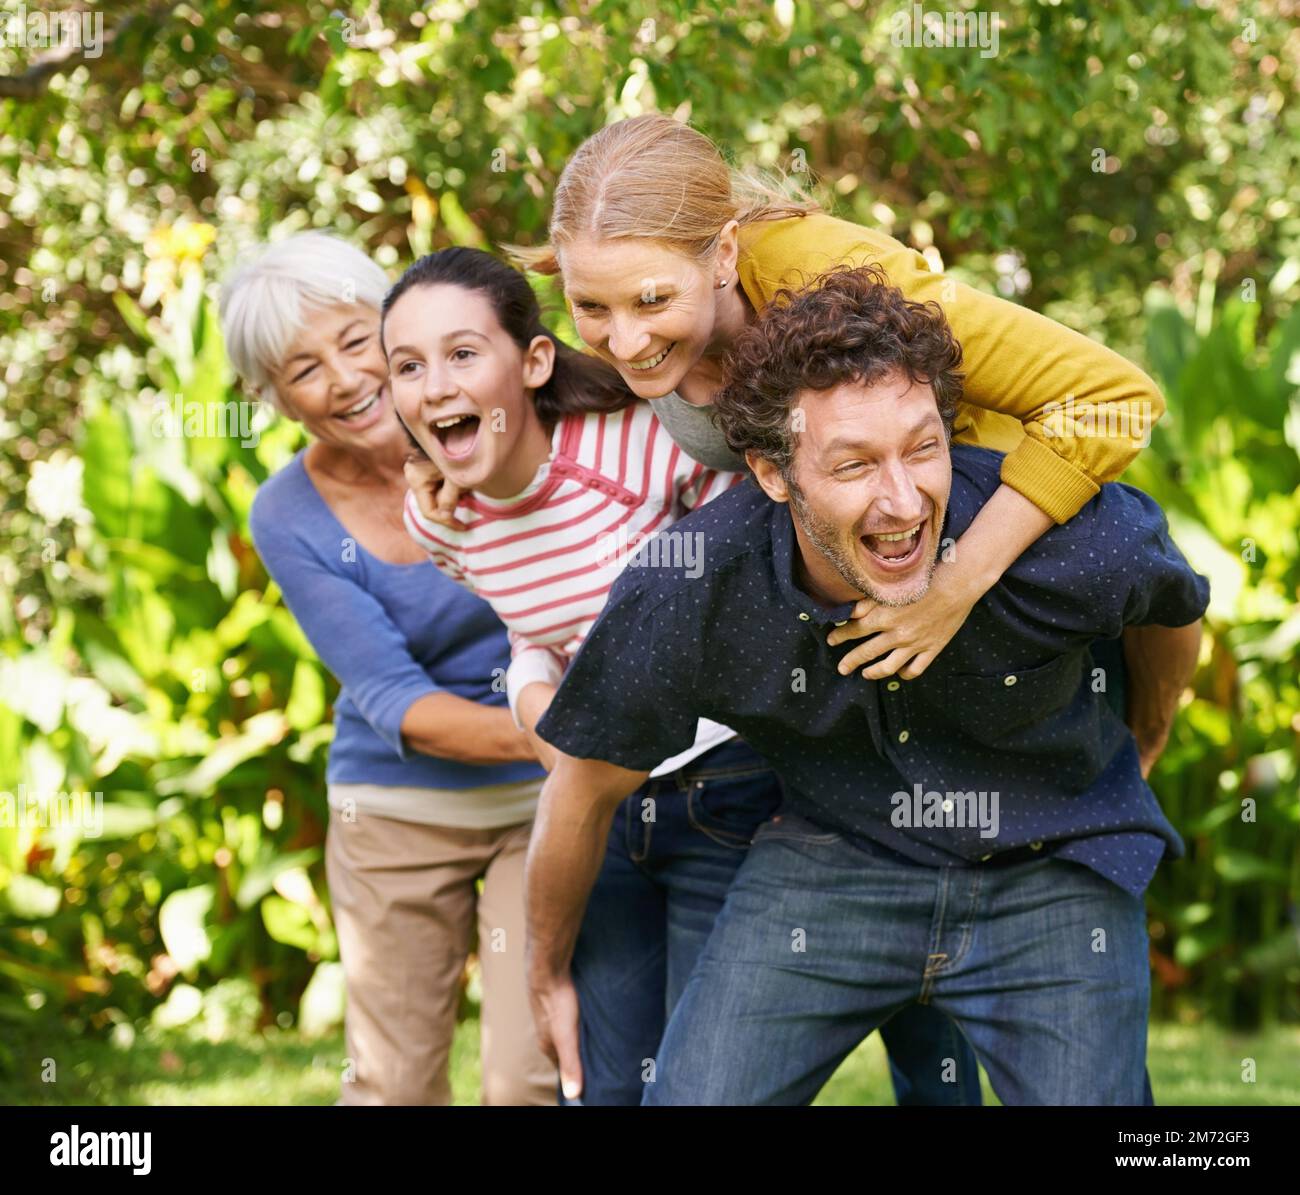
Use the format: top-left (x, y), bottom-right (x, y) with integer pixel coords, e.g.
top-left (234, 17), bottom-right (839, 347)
top-left (383, 282), bottom-right (554, 498)
top-left (560, 235), bottom-right (728, 400)
top-left (271, 303), bottom-right (397, 451)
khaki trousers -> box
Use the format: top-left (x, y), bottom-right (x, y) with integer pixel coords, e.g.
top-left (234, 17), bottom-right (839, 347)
top-left (325, 807), bottom-right (557, 1105)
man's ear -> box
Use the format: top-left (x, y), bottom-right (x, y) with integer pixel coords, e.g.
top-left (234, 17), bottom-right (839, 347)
top-left (522, 334), bottom-right (557, 391)
top-left (748, 452), bottom-right (792, 505)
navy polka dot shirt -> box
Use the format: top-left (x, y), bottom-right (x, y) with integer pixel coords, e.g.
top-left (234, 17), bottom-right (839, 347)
top-left (538, 446), bottom-right (1211, 897)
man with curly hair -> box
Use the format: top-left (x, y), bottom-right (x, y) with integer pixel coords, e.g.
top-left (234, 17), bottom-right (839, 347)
top-left (524, 266), bottom-right (1209, 1105)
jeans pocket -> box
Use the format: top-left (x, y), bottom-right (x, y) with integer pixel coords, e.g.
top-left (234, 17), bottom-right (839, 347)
top-left (686, 770), bottom-right (783, 850)
top-left (751, 809), bottom-right (845, 846)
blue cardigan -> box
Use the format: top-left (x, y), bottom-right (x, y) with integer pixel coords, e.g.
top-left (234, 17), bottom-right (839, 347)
top-left (249, 451), bottom-right (545, 790)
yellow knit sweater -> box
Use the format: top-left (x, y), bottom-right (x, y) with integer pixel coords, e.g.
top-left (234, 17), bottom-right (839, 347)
top-left (736, 212), bottom-right (1163, 523)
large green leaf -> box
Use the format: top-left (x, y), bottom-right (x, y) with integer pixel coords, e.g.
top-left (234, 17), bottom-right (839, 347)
top-left (158, 884), bottom-right (215, 974)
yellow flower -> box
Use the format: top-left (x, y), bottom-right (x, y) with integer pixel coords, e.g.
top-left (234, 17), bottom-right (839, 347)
top-left (146, 221), bottom-right (217, 265)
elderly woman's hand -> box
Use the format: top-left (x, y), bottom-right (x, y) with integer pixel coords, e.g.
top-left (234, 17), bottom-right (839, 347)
top-left (403, 455), bottom-right (468, 530)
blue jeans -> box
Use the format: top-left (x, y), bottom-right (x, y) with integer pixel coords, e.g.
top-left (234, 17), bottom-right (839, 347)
top-left (644, 810), bottom-right (1152, 1105)
top-left (1091, 637), bottom-right (1157, 1107)
top-left (567, 739), bottom-right (982, 1106)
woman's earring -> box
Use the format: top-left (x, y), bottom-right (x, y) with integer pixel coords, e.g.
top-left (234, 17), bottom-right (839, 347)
top-left (715, 277), bottom-right (729, 289)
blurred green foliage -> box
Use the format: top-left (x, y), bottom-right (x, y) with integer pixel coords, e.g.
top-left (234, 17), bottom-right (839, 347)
top-left (0, 0), bottom-right (1296, 1060)
top-left (1131, 295), bottom-right (1300, 1024)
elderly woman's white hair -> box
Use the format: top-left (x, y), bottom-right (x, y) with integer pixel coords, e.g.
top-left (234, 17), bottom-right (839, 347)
top-left (219, 231), bottom-right (390, 413)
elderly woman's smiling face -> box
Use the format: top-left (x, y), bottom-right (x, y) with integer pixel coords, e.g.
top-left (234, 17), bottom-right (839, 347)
top-left (270, 302), bottom-right (398, 451)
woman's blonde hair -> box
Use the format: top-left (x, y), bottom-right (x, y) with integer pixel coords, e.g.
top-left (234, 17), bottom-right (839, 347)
top-left (503, 113), bottom-right (821, 276)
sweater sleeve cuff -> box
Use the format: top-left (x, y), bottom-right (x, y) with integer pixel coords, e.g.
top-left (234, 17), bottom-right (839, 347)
top-left (382, 683), bottom-right (443, 761)
top-left (1000, 435), bottom-right (1101, 525)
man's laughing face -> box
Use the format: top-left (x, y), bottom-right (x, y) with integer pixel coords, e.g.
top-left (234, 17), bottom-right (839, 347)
top-left (753, 369), bottom-right (952, 608)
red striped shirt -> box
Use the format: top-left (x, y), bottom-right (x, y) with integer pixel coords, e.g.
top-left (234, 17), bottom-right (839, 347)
top-left (404, 404), bottom-right (743, 665)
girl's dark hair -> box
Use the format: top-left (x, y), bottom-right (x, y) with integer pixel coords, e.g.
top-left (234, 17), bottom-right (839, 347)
top-left (380, 246), bottom-right (634, 427)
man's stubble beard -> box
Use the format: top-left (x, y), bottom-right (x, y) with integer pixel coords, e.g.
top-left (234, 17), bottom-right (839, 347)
top-left (785, 473), bottom-right (938, 609)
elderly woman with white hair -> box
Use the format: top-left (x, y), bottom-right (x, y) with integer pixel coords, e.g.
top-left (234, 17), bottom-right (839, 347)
top-left (219, 232), bottom-right (554, 1106)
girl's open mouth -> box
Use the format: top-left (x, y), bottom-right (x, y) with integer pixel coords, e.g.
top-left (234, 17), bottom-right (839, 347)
top-left (432, 413), bottom-right (481, 460)
top-left (860, 522), bottom-right (926, 572)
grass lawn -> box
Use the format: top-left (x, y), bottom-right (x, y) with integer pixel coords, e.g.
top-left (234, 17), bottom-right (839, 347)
top-left (4, 1020), bottom-right (1297, 1106)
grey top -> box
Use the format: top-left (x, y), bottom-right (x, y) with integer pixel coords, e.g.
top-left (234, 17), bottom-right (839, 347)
top-left (648, 391), bottom-right (747, 472)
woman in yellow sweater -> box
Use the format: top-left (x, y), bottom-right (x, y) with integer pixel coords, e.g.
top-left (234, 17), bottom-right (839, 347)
top-left (505, 113), bottom-right (1161, 686)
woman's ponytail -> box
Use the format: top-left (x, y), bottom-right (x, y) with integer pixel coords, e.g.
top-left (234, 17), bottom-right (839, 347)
top-left (535, 335), bottom-right (631, 423)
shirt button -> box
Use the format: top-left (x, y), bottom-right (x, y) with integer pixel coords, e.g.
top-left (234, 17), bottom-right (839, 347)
top-left (798, 612), bottom-right (810, 622)
top-left (886, 680), bottom-right (901, 691)
top-left (898, 730), bottom-right (910, 744)
top-left (1004, 674), bottom-right (1018, 686)
top-left (1030, 841), bottom-right (1043, 851)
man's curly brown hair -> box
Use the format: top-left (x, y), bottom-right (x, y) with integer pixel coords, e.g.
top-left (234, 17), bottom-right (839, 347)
top-left (714, 264), bottom-right (965, 477)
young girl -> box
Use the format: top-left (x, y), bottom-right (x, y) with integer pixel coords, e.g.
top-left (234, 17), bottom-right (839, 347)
top-left (383, 247), bottom-right (977, 1106)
